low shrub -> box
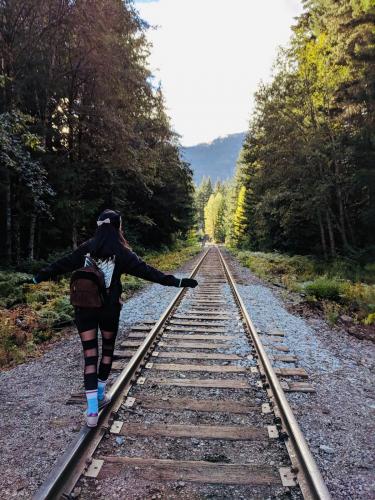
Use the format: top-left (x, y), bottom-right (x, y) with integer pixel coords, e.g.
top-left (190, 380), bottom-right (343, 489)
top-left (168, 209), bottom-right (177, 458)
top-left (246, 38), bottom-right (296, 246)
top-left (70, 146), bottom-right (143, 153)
top-left (304, 277), bottom-right (344, 301)
top-left (341, 282), bottom-right (375, 320)
top-left (229, 248), bottom-right (375, 326)
top-left (121, 275), bottom-right (145, 298)
top-left (37, 296), bottom-right (73, 328)
top-left (364, 312), bottom-right (375, 325)
top-left (322, 301), bottom-right (342, 326)
top-left (0, 308), bottom-right (35, 366)
top-left (234, 251), bottom-right (316, 283)
top-left (0, 271), bottom-right (31, 307)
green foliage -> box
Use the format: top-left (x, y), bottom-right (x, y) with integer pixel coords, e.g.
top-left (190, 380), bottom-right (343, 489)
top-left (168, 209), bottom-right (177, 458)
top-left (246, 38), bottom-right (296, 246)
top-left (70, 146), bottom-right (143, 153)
top-left (223, 0), bottom-right (375, 258)
top-left (0, 1), bottom-right (194, 264)
top-left (232, 248), bottom-right (375, 324)
top-left (234, 251), bottom-right (316, 283)
top-left (304, 278), bottom-right (344, 301)
top-left (0, 271), bottom-right (30, 307)
top-left (142, 242), bottom-right (201, 271)
top-left (364, 313), bottom-right (375, 326)
top-left (0, 311), bottom-right (20, 366)
top-left (36, 296), bottom-right (73, 328)
top-left (204, 191), bottom-right (226, 242)
top-left (322, 301), bottom-right (342, 326)
top-left (233, 186), bottom-right (251, 248)
top-left (195, 177), bottom-right (213, 230)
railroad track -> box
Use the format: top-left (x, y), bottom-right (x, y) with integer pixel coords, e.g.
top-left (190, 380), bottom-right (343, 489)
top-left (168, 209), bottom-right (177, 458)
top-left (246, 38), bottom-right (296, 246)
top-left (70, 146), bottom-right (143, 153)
top-left (34, 246), bottom-right (330, 499)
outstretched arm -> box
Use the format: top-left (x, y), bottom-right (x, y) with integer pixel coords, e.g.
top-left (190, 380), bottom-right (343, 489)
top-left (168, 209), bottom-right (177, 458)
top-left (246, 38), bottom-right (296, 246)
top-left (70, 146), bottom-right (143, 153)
top-left (120, 248), bottom-right (198, 288)
top-left (34, 242), bottom-right (90, 283)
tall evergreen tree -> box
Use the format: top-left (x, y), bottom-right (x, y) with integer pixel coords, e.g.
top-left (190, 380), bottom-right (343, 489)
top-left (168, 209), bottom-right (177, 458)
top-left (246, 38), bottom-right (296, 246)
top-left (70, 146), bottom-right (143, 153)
top-left (233, 186), bottom-right (250, 248)
top-left (231, 0), bottom-right (375, 257)
top-left (195, 176), bottom-right (213, 230)
top-left (0, 0), bottom-right (195, 261)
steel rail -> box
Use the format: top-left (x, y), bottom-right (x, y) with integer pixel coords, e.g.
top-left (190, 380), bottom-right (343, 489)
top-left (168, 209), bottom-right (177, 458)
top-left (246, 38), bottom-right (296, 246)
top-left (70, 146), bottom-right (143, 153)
top-left (217, 246), bottom-right (331, 500)
top-left (33, 248), bottom-right (210, 500)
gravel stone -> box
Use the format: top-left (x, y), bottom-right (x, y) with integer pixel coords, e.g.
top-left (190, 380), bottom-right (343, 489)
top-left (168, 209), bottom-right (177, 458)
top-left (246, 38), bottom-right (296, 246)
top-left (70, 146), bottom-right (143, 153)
top-left (3, 246), bottom-right (373, 499)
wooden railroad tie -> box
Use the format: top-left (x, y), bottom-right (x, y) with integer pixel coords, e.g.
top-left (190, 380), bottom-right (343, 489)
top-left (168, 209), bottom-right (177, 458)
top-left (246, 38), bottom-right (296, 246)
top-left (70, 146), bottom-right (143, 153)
top-left (152, 351), bottom-right (240, 360)
top-left (166, 325), bottom-right (228, 333)
top-left (143, 377), bottom-right (251, 389)
top-left (163, 333), bottom-right (239, 341)
top-left (168, 319), bottom-right (227, 327)
top-left (110, 422), bottom-right (270, 440)
top-left (91, 457), bottom-right (284, 485)
top-left (157, 341), bottom-right (231, 349)
top-left (130, 395), bottom-right (258, 414)
top-left (129, 332), bottom-right (237, 341)
top-left (145, 362), bottom-right (246, 373)
top-left (173, 314), bottom-right (229, 321)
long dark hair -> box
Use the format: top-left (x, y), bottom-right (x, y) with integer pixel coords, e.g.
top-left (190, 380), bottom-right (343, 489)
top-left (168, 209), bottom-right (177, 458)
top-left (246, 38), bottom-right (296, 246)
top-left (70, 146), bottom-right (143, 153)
top-left (89, 209), bottom-right (131, 259)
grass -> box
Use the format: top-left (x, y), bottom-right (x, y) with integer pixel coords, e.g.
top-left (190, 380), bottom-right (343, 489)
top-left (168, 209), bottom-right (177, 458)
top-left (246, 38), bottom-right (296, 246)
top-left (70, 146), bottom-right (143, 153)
top-left (230, 249), bottom-right (375, 326)
top-left (0, 240), bottom-right (201, 369)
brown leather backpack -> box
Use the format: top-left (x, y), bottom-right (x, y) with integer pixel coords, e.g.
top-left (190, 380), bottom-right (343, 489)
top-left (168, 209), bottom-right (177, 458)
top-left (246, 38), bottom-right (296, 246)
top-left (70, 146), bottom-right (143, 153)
top-left (70, 258), bottom-right (106, 308)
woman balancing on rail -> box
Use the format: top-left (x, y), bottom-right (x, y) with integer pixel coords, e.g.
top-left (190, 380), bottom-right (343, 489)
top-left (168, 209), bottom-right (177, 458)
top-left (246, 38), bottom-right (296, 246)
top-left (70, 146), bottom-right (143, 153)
top-left (32, 209), bottom-right (198, 427)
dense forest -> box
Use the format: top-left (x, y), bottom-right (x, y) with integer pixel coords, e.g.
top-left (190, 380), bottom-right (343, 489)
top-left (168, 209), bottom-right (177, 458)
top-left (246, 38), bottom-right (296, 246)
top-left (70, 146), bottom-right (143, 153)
top-left (199, 0), bottom-right (375, 261)
top-left (0, 0), bottom-right (194, 266)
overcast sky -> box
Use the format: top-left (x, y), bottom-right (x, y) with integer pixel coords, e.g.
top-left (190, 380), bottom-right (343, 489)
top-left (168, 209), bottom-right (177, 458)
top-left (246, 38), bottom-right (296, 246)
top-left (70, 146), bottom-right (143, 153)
top-left (135, 0), bottom-right (303, 146)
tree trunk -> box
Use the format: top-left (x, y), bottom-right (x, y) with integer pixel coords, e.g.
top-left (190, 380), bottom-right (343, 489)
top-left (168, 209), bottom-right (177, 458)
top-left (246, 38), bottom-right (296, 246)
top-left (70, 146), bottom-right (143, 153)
top-left (72, 219), bottom-right (78, 249)
top-left (45, 105), bottom-right (53, 151)
top-left (35, 222), bottom-right (42, 260)
top-left (5, 172), bottom-right (12, 263)
top-left (28, 212), bottom-right (37, 261)
top-left (344, 209), bottom-right (356, 247)
top-left (336, 183), bottom-right (350, 249)
top-left (326, 212), bottom-right (336, 257)
top-left (318, 210), bottom-right (328, 259)
top-left (329, 205), bottom-right (353, 253)
top-left (13, 213), bottom-right (21, 265)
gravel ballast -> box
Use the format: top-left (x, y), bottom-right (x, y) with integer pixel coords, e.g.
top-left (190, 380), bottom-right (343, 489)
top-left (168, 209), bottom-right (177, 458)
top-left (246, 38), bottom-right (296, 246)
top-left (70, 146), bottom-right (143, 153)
top-left (1, 247), bottom-right (374, 499)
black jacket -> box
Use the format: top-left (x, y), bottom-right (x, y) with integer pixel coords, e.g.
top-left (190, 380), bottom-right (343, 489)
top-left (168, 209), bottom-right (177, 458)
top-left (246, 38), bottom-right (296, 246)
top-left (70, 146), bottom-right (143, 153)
top-left (35, 240), bottom-right (180, 304)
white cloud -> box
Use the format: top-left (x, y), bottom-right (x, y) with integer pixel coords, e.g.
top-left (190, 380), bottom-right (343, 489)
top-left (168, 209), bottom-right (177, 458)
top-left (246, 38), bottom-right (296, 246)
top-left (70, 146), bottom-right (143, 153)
top-left (135, 0), bottom-right (303, 146)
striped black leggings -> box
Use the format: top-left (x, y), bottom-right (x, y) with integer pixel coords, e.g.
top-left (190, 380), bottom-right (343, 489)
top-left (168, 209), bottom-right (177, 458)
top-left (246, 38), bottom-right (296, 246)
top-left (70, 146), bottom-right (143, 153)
top-left (74, 304), bottom-right (121, 390)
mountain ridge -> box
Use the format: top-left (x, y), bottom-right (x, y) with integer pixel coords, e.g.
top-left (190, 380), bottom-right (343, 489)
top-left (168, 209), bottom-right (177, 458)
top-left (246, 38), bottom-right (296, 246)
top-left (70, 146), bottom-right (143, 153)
top-left (181, 131), bottom-right (246, 184)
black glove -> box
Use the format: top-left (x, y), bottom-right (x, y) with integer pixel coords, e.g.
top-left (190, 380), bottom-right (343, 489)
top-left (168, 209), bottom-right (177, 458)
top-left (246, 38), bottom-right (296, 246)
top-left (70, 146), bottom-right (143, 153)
top-left (180, 278), bottom-right (198, 288)
top-left (161, 275), bottom-right (181, 287)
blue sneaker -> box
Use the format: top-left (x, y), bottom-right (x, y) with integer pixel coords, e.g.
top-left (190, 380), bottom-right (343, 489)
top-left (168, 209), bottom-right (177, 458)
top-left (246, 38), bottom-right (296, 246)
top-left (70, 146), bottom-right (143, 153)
top-left (98, 394), bottom-right (111, 409)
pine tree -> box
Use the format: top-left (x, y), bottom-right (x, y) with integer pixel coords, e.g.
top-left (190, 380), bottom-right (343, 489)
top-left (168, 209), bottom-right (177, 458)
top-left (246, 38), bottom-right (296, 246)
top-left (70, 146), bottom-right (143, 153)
top-left (0, 0), bottom-right (195, 260)
top-left (214, 192), bottom-right (226, 242)
top-left (233, 186), bottom-right (250, 248)
top-left (232, 0), bottom-right (375, 257)
top-left (195, 177), bottom-right (213, 230)
top-left (204, 191), bottom-right (227, 242)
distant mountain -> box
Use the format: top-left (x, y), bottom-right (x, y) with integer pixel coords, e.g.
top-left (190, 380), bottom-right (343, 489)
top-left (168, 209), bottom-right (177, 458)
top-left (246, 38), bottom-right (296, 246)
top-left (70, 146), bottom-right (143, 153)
top-left (181, 132), bottom-right (246, 185)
